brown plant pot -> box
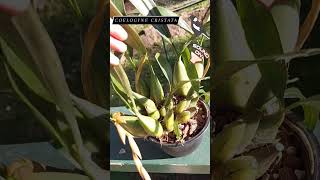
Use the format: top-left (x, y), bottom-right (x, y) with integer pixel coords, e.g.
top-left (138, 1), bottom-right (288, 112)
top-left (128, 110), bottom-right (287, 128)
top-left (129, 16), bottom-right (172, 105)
top-left (285, 113), bottom-right (320, 180)
top-left (148, 99), bottom-right (210, 157)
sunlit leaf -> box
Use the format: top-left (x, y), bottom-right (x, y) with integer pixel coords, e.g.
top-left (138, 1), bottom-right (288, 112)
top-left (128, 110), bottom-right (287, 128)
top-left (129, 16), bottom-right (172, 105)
top-left (157, 6), bottom-right (193, 34)
top-left (110, 72), bottom-right (133, 110)
top-left (181, 48), bottom-right (199, 91)
top-left (111, 0), bottom-right (126, 15)
top-left (111, 64), bottom-right (138, 113)
top-left (155, 53), bottom-right (172, 88)
top-left (135, 54), bottom-right (148, 95)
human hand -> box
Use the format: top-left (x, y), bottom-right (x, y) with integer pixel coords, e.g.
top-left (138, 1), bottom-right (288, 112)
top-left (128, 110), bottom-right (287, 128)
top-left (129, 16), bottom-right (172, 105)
top-left (110, 18), bottom-right (128, 65)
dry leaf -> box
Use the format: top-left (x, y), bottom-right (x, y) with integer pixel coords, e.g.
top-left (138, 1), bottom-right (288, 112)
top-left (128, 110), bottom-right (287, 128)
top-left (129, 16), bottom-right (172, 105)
top-left (128, 135), bottom-right (142, 159)
top-left (115, 123), bottom-right (127, 144)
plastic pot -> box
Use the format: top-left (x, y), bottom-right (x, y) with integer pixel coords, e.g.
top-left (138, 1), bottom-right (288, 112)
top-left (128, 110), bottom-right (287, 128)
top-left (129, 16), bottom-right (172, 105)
top-left (286, 113), bottom-right (320, 180)
top-left (148, 99), bottom-right (210, 157)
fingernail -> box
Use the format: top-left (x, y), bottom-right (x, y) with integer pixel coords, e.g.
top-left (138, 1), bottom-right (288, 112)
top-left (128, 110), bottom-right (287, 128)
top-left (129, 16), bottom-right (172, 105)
top-left (110, 53), bottom-right (119, 65)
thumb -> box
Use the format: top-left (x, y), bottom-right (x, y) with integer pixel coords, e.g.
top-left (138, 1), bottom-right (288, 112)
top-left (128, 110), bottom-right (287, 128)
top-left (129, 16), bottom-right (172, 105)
top-left (110, 53), bottom-right (120, 66)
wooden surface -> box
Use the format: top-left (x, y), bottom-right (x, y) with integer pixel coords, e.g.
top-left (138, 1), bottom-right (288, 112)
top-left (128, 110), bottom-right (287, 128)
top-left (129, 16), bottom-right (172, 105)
top-left (110, 107), bottom-right (210, 175)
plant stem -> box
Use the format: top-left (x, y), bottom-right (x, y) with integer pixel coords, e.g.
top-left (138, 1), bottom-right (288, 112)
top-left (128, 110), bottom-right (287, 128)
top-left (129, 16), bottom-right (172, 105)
top-left (67, 0), bottom-right (83, 18)
top-left (171, 40), bottom-right (180, 58)
top-left (4, 62), bottom-right (69, 153)
top-left (162, 38), bottom-right (170, 61)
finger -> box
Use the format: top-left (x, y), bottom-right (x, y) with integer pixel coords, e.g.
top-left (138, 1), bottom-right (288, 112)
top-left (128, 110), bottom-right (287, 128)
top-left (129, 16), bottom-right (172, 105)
top-left (110, 53), bottom-right (119, 65)
top-left (110, 18), bottom-right (128, 41)
top-left (110, 36), bottom-right (127, 52)
top-left (190, 51), bottom-right (203, 63)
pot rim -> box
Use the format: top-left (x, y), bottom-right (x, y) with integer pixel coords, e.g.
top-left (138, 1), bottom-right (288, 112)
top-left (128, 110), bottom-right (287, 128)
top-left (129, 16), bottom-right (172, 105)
top-left (285, 112), bottom-right (320, 180)
top-left (148, 99), bottom-right (210, 147)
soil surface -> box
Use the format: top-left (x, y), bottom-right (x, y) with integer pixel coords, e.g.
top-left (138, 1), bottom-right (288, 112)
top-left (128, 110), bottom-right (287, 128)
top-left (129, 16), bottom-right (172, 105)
top-left (158, 97), bottom-right (207, 144)
top-left (212, 108), bottom-right (242, 134)
top-left (258, 123), bottom-right (307, 180)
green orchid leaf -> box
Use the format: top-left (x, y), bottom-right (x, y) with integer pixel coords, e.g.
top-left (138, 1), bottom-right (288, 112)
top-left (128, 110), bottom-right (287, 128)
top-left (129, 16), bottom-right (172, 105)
top-left (173, 120), bottom-right (182, 140)
top-left (12, 8), bottom-right (105, 178)
top-left (0, 37), bottom-right (53, 103)
top-left (111, 64), bottom-right (138, 113)
top-left (112, 0), bottom-right (126, 15)
top-left (72, 96), bottom-right (109, 146)
top-left (67, 0), bottom-right (83, 17)
top-left (225, 156), bottom-right (258, 173)
top-left (215, 0), bottom-right (259, 111)
top-left (212, 48), bottom-right (320, 90)
top-left (236, 0), bottom-right (283, 57)
top-left (236, 0), bottom-right (286, 101)
top-left (156, 6), bottom-right (193, 34)
top-left (286, 95), bottom-right (320, 111)
top-left (286, 95), bottom-right (320, 130)
top-left (71, 94), bottom-right (109, 119)
top-left (213, 121), bottom-right (246, 163)
top-left (303, 105), bottom-right (319, 130)
top-left (224, 156), bottom-right (258, 180)
top-left (284, 87), bottom-right (305, 100)
top-left (111, 65), bottom-right (133, 99)
top-left (155, 53), bottom-right (172, 88)
top-left (4, 61), bottom-right (68, 152)
top-left (216, 0), bottom-right (255, 62)
top-left (271, 0), bottom-right (300, 53)
top-left (254, 107), bottom-right (285, 144)
top-left (0, 13), bottom-right (44, 81)
top-left (284, 88), bottom-right (319, 130)
top-left (111, 81), bottom-right (133, 111)
top-left (181, 47), bottom-right (200, 91)
top-left (236, 110), bottom-right (262, 154)
top-left (110, 69), bottom-right (133, 110)
top-left (225, 168), bottom-right (257, 180)
top-left (244, 144), bottom-right (282, 179)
